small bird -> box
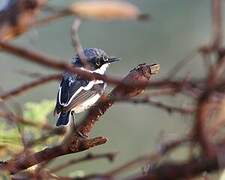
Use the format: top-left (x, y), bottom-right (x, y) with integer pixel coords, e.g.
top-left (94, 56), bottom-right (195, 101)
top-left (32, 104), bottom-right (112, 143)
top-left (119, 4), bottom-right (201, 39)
top-left (54, 48), bottom-right (120, 127)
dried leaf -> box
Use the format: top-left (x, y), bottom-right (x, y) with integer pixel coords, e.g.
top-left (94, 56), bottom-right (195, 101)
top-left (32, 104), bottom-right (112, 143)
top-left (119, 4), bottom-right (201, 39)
top-left (0, 0), bottom-right (46, 41)
top-left (69, 0), bottom-right (149, 21)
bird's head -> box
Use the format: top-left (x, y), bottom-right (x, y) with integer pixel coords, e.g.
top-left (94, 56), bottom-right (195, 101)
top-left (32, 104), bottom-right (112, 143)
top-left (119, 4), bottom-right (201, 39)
top-left (72, 48), bottom-right (120, 74)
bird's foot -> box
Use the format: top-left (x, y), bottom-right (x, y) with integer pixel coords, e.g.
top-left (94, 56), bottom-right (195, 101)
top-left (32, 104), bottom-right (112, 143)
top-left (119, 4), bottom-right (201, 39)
top-left (71, 112), bottom-right (88, 138)
top-left (76, 130), bottom-right (88, 138)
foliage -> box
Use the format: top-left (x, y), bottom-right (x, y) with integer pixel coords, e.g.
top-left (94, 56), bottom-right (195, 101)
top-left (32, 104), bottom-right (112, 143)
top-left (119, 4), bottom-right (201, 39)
top-left (0, 99), bottom-right (55, 158)
top-left (23, 99), bottom-right (55, 123)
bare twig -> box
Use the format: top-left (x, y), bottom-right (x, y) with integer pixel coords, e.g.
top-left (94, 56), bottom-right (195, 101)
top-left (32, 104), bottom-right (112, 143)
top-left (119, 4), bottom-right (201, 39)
top-left (105, 136), bottom-right (191, 177)
top-left (0, 41), bottom-right (151, 88)
top-left (1, 136), bottom-right (107, 174)
top-left (132, 155), bottom-right (218, 180)
top-left (71, 18), bottom-right (91, 68)
top-left (51, 152), bottom-right (117, 173)
top-left (212, 0), bottom-right (223, 49)
top-left (0, 41), bottom-right (201, 95)
top-left (193, 0), bottom-right (225, 158)
top-left (0, 105), bottom-right (53, 131)
top-left (34, 9), bottom-right (72, 27)
top-left (25, 128), bottom-right (65, 148)
top-left (114, 96), bottom-right (195, 115)
top-left (167, 50), bottom-right (197, 79)
top-left (0, 74), bottom-right (61, 100)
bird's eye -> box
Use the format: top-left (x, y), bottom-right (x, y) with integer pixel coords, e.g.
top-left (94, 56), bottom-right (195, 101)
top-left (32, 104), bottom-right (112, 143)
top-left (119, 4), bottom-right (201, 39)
top-left (96, 58), bottom-right (101, 66)
top-left (103, 56), bottom-right (108, 62)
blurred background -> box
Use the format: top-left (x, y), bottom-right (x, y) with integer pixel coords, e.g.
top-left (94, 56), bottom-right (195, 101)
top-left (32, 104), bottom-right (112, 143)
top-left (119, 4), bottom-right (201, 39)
top-left (0, 0), bottom-right (217, 177)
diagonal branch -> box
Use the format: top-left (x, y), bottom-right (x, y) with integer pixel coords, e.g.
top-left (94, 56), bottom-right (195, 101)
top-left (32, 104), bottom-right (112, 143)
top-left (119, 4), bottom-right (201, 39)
top-left (0, 41), bottom-right (145, 87)
top-left (1, 136), bottom-right (107, 174)
top-left (0, 41), bottom-right (184, 90)
top-left (0, 63), bottom-right (159, 174)
top-left (77, 63), bottom-right (160, 137)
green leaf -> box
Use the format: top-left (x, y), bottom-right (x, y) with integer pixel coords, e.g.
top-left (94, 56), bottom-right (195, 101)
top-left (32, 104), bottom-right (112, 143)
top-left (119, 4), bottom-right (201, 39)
top-left (23, 99), bottom-right (55, 123)
top-left (0, 99), bottom-right (57, 157)
top-left (0, 121), bottom-right (22, 154)
top-left (21, 99), bottom-right (57, 151)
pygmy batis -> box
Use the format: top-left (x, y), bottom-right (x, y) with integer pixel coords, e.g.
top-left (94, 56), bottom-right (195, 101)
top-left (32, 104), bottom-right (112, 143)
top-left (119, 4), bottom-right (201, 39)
top-left (54, 48), bottom-right (120, 127)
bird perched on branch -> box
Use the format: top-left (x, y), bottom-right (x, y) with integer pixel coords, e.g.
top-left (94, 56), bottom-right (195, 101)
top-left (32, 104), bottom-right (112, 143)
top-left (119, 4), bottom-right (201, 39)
top-left (54, 48), bottom-right (120, 128)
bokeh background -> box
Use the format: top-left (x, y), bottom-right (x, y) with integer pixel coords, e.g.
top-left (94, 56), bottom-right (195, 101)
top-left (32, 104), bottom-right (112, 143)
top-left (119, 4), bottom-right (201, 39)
top-left (0, 0), bottom-right (217, 177)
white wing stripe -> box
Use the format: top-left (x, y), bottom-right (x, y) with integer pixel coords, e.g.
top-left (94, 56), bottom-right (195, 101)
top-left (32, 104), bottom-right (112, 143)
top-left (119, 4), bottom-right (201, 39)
top-left (58, 80), bottom-right (103, 107)
top-left (80, 63), bottom-right (109, 75)
top-left (58, 64), bottom-right (108, 107)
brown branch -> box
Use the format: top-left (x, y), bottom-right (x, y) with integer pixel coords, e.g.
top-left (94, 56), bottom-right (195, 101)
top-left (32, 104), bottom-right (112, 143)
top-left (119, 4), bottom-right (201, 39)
top-left (105, 136), bottom-right (190, 177)
top-left (132, 156), bottom-right (218, 180)
top-left (78, 153), bottom-right (219, 180)
top-left (25, 128), bottom-right (65, 148)
top-left (114, 96), bottom-right (195, 115)
top-left (16, 70), bottom-right (44, 78)
top-left (0, 40), bottom-right (200, 101)
top-left (0, 41), bottom-right (186, 90)
top-left (1, 136), bottom-right (107, 174)
top-left (195, 91), bottom-right (216, 157)
top-left (212, 0), bottom-right (223, 50)
top-left (194, 0), bottom-right (225, 157)
top-left (167, 50), bottom-right (197, 79)
top-left (71, 18), bottom-right (89, 67)
top-left (50, 152), bottom-right (117, 173)
top-left (0, 74), bottom-right (61, 100)
top-left (0, 41), bottom-right (202, 99)
top-left (0, 40), bottom-right (121, 85)
top-left (77, 63), bottom-right (160, 137)
top-left (0, 110), bottom-right (51, 130)
top-left (194, 77), bottom-right (225, 156)
top-left (0, 63), bottom-right (158, 174)
top-left (206, 54), bottom-right (225, 88)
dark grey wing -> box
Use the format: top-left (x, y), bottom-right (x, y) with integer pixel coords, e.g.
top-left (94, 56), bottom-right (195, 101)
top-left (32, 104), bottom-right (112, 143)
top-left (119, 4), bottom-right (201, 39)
top-left (62, 83), bottom-right (106, 112)
top-left (0, 0), bottom-right (18, 25)
top-left (54, 91), bottom-right (61, 115)
top-left (54, 72), bottom-right (89, 114)
top-left (54, 72), bottom-right (106, 114)
top-left (60, 73), bottom-right (89, 104)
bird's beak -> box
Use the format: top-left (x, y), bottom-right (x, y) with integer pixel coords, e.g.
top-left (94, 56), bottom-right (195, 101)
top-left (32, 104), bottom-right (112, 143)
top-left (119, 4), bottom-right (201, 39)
top-left (108, 57), bottom-right (120, 63)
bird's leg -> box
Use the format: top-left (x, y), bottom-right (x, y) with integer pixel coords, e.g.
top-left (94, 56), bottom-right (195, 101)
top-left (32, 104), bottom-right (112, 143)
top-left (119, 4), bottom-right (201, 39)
top-left (71, 111), bottom-right (87, 138)
top-left (71, 111), bottom-right (76, 129)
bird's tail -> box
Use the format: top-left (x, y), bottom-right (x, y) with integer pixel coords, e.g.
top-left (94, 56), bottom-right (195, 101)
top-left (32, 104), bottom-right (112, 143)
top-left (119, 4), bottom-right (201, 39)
top-left (56, 111), bottom-right (70, 126)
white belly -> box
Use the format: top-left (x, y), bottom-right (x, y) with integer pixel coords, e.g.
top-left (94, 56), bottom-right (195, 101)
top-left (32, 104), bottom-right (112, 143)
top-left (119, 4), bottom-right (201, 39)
top-left (72, 94), bottom-right (101, 113)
